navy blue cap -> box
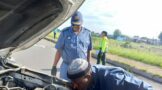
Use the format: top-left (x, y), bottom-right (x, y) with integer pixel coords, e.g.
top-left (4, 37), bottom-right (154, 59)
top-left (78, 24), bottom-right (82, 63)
top-left (71, 11), bottom-right (83, 25)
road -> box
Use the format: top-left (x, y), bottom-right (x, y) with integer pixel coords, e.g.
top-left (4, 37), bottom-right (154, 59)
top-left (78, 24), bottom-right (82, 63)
top-left (11, 39), bottom-right (162, 90)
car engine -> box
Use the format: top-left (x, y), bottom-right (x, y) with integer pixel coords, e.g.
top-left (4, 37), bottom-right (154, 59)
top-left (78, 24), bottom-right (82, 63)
top-left (0, 59), bottom-right (71, 90)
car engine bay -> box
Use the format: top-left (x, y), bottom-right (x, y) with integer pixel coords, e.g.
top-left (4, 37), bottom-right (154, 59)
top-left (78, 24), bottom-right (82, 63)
top-left (0, 58), bottom-right (71, 90)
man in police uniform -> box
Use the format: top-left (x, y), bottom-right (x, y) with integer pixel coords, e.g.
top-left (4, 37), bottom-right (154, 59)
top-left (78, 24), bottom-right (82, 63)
top-left (51, 11), bottom-right (92, 80)
top-left (67, 58), bottom-right (153, 90)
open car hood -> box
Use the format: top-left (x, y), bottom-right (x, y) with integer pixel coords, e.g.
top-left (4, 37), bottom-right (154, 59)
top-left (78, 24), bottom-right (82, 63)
top-left (0, 0), bottom-right (84, 58)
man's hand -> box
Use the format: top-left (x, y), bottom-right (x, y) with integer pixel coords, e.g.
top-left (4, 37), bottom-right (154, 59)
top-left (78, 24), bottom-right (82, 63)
top-left (71, 82), bottom-right (79, 90)
top-left (51, 50), bottom-right (61, 76)
top-left (100, 51), bottom-right (104, 56)
top-left (51, 66), bottom-right (57, 76)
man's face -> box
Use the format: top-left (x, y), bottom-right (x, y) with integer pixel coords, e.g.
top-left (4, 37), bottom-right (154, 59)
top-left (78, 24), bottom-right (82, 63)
top-left (72, 75), bottom-right (91, 90)
top-left (72, 24), bottom-right (82, 32)
top-left (100, 32), bottom-right (104, 37)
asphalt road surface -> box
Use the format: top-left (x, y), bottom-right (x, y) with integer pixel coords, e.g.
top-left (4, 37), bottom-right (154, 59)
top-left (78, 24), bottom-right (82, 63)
top-left (11, 39), bottom-right (162, 90)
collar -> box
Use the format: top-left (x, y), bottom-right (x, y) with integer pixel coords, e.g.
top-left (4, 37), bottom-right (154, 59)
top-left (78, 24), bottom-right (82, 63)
top-left (70, 26), bottom-right (84, 35)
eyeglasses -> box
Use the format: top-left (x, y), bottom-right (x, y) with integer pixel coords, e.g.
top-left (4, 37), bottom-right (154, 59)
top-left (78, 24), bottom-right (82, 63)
top-left (72, 24), bottom-right (81, 27)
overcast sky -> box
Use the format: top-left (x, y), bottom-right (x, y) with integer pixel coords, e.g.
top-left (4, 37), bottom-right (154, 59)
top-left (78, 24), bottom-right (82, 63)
top-left (59, 0), bottom-right (162, 39)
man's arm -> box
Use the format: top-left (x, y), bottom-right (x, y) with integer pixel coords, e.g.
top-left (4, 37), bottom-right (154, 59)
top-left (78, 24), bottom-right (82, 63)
top-left (51, 50), bottom-right (61, 76)
top-left (107, 67), bottom-right (153, 90)
top-left (51, 31), bottom-right (65, 76)
top-left (53, 31), bottom-right (65, 66)
top-left (87, 50), bottom-right (91, 62)
top-left (53, 50), bottom-right (61, 66)
top-left (87, 31), bottom-right (92, 62)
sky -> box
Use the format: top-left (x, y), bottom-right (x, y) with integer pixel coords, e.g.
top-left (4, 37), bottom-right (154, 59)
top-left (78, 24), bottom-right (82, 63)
top-left (59, 0), bottom-right (162, 39)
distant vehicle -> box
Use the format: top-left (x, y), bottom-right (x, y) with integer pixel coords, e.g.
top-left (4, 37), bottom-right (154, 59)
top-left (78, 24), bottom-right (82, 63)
top-left (0, 0), bottom-right (84, 89)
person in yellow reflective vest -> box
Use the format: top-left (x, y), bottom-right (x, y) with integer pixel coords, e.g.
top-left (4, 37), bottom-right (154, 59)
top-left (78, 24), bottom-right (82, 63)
top-left (97, 31), bottom-right (108, 65)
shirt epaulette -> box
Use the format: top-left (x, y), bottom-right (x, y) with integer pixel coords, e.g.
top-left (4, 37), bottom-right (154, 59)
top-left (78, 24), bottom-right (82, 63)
top-left (83, 27), bottom-right (91, 33)
top-left (61, 27), bottom-right (71, 32)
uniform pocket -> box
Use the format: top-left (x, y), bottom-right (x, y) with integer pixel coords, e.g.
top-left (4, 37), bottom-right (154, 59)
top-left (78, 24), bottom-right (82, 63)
top-left (65, 38), bottom-right (72, 48)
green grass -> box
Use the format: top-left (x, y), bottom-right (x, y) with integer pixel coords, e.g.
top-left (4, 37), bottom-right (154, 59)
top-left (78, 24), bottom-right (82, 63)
top-left (47, 32), bottom-right (60, 39)
top-left (153, 74), bottom-right (162, 78)
top-left (93, 37), bottom-right (162, 68)
top-left (108, 46), bottom-right (162, 68)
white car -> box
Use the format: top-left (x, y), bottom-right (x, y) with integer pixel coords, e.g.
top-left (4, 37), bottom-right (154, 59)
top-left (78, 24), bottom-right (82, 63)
top-left (0, 0), bottom-right (84, 89)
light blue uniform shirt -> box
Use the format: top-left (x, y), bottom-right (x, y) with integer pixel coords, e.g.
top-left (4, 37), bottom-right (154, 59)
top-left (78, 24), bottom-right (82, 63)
top-left (87, 65), bottom-right (153, 90)
top-left (55, 27), bottom-right (92, 65)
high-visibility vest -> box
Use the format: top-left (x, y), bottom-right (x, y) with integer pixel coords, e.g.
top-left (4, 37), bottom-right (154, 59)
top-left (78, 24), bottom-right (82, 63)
top-left (99, 36), bottom-right (108, 52)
